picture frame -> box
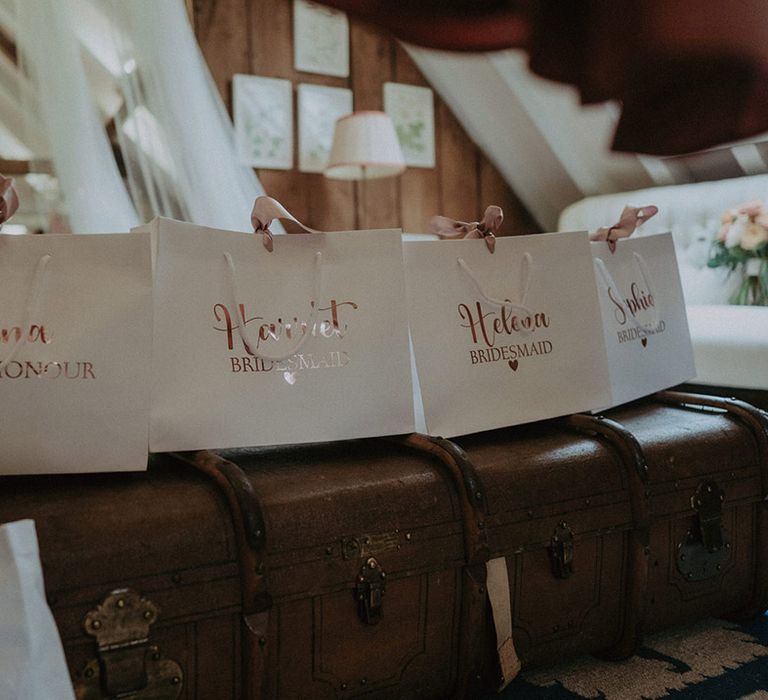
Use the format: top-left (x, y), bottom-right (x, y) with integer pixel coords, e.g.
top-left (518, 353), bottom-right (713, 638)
top-left (297, 83), bottom-right (353, 173)
top-left (293, 0), bottom-right (350, 78)
top-left (383, 82), bottom-right (436, 169)
top-left (233, 74), bottom-right (293, 170)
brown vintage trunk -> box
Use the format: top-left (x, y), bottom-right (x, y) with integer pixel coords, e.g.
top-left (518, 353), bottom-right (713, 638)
top-left (607, 391), bottom-right (768, 631)
top-left (3, 392), bottom-right (765, 698)
top-left (0, 462), bottom-right (244, 699)
top-left (166, 438), bottom-right (477, 699)
top-left (448, 392), bottom-right (768, 686)
top-left (448, 414), bottom-right (646, 680)
top-left (1, 438), bottom-right (483, 699)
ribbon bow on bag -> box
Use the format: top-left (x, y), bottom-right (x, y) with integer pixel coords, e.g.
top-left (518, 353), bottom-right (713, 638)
top-left (429, 205), bottom-right (503, 253)
top-left (0, 175), bottom-right (19, 228)
top-left (251, 195), bottom-right (320, 252)
top-left (589, 205), bottom-right (659, 253)
top-left (225, 196), bottom-right (324, 365)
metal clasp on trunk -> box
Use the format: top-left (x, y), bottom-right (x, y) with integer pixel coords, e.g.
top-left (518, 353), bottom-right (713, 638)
top-left (677, 480), bottom-right (731, 581)
top-left (75, 589), bottom-right (182, 699)
top-left (692, 480), bottom-right (725, 551)
top-left (355, 557), bottom-right (386, 625)
top-left (549, 522), bottom-right (575, 579)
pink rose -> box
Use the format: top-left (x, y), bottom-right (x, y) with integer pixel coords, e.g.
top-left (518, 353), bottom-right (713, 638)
top-left (740, 221), bottom-right (768, 250)
top-left (738, 200), bottom-right (765, 218)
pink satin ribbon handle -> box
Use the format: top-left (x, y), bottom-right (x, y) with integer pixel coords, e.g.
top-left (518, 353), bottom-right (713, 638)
top-left (589, 205), bottom-right (659, 253)
top-left (429, 205), bottom-right (503, 253)
top-left (0, 176), bottom-right (19, 228)
top-left (251, 196), bottom-right (320, 252)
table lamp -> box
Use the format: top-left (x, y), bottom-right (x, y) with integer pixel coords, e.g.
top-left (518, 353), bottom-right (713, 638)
top-left (325, 111), bottom-right (405, 224)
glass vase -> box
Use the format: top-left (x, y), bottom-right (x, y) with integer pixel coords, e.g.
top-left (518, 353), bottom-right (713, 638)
top-left (731, 258), bottom-right (768, 305)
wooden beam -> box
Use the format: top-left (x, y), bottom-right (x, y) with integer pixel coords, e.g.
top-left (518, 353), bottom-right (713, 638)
top-left (0, 159), bottom-right (29, 174)
top-left (0, 159), bottom-right (52, 175)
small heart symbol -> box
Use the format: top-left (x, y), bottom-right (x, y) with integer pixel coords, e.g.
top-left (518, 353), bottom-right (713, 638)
top-left (283, 370), bottom-right (297, 385)
top-left (508, 359), bottom-right (519, 371)
top-left (641, 337), bottom-right (648, 348)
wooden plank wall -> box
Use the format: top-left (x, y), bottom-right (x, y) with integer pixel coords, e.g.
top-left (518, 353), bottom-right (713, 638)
top-left (192, 0), bottom-right (539, 235)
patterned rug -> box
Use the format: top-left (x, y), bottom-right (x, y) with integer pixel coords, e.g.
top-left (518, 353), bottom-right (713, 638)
top-left (495, 615), bottom-right (768, 699)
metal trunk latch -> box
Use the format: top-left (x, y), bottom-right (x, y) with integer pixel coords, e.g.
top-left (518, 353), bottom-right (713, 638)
top-left (677, 480), bottom-right (731, 581)
top-left (75, 589), bottom-right (183, 700)
top-left (550, 522), bottom-right (575, 579)
top-left (355, 557), bottom-right (386, 625)
top-left (692, 480), bottom-right (725, 551)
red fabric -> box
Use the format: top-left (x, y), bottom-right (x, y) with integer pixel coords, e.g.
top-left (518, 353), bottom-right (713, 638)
top-left (528, 0), bottom-right (768, 155)
top-left (317, 0), bottom-right (768, 156)
top-left (319, 1), bottom-right (530, 52)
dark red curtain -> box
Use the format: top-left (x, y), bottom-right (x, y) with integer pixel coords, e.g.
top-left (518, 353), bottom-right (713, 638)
top-left (318, 0), bottom-right (768, 156)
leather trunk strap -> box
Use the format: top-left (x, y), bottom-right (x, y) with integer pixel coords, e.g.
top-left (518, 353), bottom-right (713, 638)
top-left (561, 413), bottom-right (651, 660)
top-left (165, 450), bottom-right (271, 700)
top-left (387, 433), bottom-right (490, 699)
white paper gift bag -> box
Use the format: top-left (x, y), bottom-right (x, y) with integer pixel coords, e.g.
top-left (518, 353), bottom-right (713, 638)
top-left (148, 214), bottom-right (415, 451)
top-left (591, 232), bottom-right (695, 409)
top-left (404, 231), bottom-right (611, 437)
top-left (0, 232), bottom-right (152, 474)
top-left (0, 520), bottom-right (75, 700)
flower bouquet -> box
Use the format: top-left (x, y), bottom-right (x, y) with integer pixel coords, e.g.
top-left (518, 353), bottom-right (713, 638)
top-left (708, 201), bottom-right (768, 305)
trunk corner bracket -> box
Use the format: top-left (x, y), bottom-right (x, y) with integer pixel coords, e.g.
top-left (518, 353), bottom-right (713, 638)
top-left (75, 589), bottom-right (183, 699)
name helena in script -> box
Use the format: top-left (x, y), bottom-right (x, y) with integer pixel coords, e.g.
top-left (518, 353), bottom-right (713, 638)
top-left (458, 302), bottom-right (550, 347)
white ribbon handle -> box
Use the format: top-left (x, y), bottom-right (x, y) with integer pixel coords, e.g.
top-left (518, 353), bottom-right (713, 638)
top-left (457, 252), bottom-right (534, 317)
top-left (594, 251), bottom-right (660, 333)
top-left (0, 254), bottom-right (52, 373)
top-left (223, 250), bottom-right (323, 363)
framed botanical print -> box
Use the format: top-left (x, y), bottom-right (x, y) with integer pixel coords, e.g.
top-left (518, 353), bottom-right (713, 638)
top-left (293, 0), bottom-right (350, 78)
top-left (297, 83), bottom-right (353, 173)
top-left (233, 74), bottom-right (293, 170)
top-left (383, 82), bottom-right (436, 168)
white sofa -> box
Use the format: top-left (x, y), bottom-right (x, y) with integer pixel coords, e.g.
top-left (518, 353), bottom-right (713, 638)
top-left (559, 174), bottom-right (768, 393)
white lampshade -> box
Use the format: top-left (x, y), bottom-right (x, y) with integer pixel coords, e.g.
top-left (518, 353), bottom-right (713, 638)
top-left (325, 111), bottom-right (406, 180)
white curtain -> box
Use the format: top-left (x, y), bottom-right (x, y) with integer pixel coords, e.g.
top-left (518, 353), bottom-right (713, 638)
top-left (14, 0), bottom-right (139, 232)
top-left (107, 0), bottom-right (274, 232)
top-left (13, 0), bottom-right (274, 234)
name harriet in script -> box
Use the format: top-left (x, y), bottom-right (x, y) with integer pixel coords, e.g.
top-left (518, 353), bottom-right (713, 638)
top-left (213, 300), bottom-right (358, 352)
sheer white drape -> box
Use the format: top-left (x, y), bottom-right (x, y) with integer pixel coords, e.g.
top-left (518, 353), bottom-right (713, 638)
top-left (14, 0), bottom-right (139, 232)
top-left (13, 0), bottom-right (274, 233)
top-left (107, 0), bottom-right (274, 232)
